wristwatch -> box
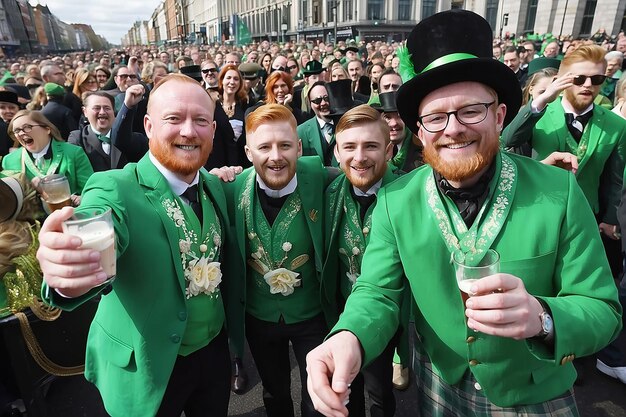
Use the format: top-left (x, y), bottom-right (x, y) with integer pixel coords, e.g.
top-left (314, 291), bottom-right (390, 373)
top-left (533, 299), bottom-right (554, 342)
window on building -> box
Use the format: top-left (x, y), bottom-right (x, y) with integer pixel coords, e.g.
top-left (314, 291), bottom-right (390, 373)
top-left (343, 0), bottom-right (354, 21)
top-left (579, 0), bottom-right (597, 36)
top-left (398, 0), bottom-right (412, 21)
top-left (422, 0), bottom-right (436, 19)
top-left (451, 0), bottom-right (464, 9)
top-left (367, 0), bottom-right (384, 20)
top-left (524, 0), bottom-right (538, 33)
top-left (485, 0), bottom-right (498, 31)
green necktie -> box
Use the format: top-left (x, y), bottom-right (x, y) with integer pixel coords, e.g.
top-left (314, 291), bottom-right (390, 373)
top-left (97, 133), bottom-right (111, 144)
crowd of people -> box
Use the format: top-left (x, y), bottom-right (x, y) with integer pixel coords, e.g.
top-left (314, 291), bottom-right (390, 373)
top-left (0, 8), bottom-right (625, 417)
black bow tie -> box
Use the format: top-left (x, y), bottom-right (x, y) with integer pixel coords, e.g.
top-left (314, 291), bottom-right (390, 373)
top-left (181, 185), bottom-right (202, 223)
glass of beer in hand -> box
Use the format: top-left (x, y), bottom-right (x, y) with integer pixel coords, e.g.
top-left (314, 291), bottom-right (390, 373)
top-left (453, 249), bottom-right (500, 305)
top-left (39, 174), bottom-right (71, 212)
top-left (62, 208), bottom-right (116, 285)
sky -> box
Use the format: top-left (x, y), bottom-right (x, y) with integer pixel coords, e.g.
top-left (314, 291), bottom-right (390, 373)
top-left (34, 0), bottom-right (162, 45)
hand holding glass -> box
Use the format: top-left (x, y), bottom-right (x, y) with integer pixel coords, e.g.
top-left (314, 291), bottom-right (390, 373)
top-left (39, 174), bottom-right (71, 212)
top-left (453, 249), bottom-right (500, 304)
top-left (62, 209), bottom-right (116, 285)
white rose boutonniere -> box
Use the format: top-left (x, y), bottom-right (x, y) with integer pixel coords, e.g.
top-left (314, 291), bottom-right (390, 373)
top-left (264, 268), bottom-right (301, 296)
top-left (187, 257), bottom-right (222, 298)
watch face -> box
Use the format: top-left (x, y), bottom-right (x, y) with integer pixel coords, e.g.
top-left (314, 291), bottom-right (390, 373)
top-left (542, 313), bottom-right (554, 334)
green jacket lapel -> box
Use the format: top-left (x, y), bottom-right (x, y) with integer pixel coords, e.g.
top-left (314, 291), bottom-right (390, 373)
top-left (577, 109), bottom-right (603, 173)
top-left (136, 156), bottom-right (186, 292)
top-left (546, 101), bottom-right (569, 152)
top-left (297, 157), bottom-right (325, 276)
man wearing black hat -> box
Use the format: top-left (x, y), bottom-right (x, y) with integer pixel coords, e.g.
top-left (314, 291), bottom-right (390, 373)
top-left (41, 82), bottom-right (78, 140)
top-left (294, 60), bottom-right (324, 114)
top-left (0, 90), bottom-right (19, 158)
top-left (374, 91), bottom-right (423, 173)
top-left (307, 10), bottom-right (620, 417)
top-left (298, 81), bottom-right (333, 164)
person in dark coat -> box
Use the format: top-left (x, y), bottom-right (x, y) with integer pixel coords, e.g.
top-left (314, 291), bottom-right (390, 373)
top-left (41, 83), bottom-right (78, 141)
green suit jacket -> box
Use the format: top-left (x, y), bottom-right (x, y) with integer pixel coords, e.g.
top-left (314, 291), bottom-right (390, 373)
top-left (333, 153), bottom-right (621, 407)
top-left (1, 140), bottom-right (93, 195)
top-left (500, 100), bottom-right (626, 224)
top-left (42, 154), bottom-right (244, 417)
top-left (321, 167), bottom-right (398, 325)
top-left (224, 156), bottom-right (330, 355)
top-left (297, 117), bottom-right (337, 166)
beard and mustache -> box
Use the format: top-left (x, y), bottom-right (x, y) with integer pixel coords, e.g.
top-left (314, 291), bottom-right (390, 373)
top-left (422, 134), bottom-right (500, 183)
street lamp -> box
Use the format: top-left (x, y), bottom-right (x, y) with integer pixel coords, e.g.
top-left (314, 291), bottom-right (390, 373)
top-left (333, 0), bottom-right (337, 47)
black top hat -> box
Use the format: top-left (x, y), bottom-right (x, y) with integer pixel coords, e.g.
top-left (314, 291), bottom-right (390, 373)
top-left (372, 91), bottom-right (398, 113)
top-left (0, 176), bottom-right (23, 222)
top-left (180, 65), bottom-right (203, 83)
top-left (396, 10), bottom-right (521, 135)
top-left (302, 60), bottom-right (323, 75)
top-left (326, 79), bottom-right (357, 117)
top-left (0, 90), bottom-right (18, 106)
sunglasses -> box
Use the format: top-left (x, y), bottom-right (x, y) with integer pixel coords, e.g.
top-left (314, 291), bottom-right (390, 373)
top-left (273, 66), bottom-right (287, 72)
top-left (202, 68), bottom-right (218, 74)
top-left (310, 95), bottom-right (329, 105)
top-left (572, 74), bottom-right (606, 86)
top-left (118, 74), bottom-right (138, 80)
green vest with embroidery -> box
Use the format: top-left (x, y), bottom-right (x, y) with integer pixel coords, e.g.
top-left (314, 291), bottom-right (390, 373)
top-left (169, 183), bottom-right (225, 356)
top-left (245, 188), bottom-right (321, 323)
top-left (337, 197), bottom-right (374, 301)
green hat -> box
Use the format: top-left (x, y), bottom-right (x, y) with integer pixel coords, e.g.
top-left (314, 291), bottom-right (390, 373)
top-left (44, 82), bottom-right (65, 97)
top-left (527, 57), bottom-right (561, 76)
top-left (238, 62), bottom-right (262, 80)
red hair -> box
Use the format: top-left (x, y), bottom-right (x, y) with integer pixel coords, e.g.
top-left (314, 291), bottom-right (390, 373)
top-left (264, 71), bottom-right (294, 104)
top-left (217, 64), bottom-right (249, 104)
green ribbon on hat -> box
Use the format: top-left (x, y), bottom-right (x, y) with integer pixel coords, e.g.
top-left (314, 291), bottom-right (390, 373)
top-left (421, 53), bottom-right (478, 74)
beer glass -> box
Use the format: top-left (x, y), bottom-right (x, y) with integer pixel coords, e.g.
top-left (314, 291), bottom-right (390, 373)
top-left (453, 249), bottom-right (500, 304)
top-left (62, 208), bottom-right (116, 285)
top-left (39, 174), bottom-right (71, 212)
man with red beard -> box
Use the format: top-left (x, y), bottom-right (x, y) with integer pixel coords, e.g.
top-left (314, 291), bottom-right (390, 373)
top-left (321, 104), bottom-right (399, 417)
top-left (501, 44), bottom-right (626, 384)
top-left (223, 104), bottom-right (331, 417)
top-left (306, 10), bottom-right (621, 417)
top-left (34, 74), bottom-right (242, 417)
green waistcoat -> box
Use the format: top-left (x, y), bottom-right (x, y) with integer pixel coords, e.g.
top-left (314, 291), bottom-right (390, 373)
top-left (245, 188), bottom-right (321, 323)
top-left (175, 185), bottom-right (225, 356)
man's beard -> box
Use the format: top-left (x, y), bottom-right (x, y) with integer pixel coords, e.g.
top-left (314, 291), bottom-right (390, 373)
top-left (422, 135), bottom-right (499, 183)
top-left (150, 139), bottom-right (211, 176)
top-left (564, 88), bottom-right (595, 113)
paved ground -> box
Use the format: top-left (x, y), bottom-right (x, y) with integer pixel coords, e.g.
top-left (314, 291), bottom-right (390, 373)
top-left (7, 328), bottom-right (626, 416)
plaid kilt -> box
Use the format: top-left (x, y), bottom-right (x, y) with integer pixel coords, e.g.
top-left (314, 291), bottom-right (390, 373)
top-left (411, 340), bottom-right (579, 417)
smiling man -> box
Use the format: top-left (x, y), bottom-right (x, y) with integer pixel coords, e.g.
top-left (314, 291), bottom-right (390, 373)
top-left (35, 74), bottom-right (243, 417)
top-left (321, 104), bottom-right (398, 417)
top-left (68, 88), bottom-right (147, 172)
top-left (223, 104), bottom-right (331, 417)
top-left (306, 10), bottom-right (621, 417)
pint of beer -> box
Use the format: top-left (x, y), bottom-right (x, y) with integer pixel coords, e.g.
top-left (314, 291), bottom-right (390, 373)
top-left (62, 208), bottom-right (116, 283)
top-left (453, 249), bottom-right (500, 305)
top-left (39, 174), bottom-right (71, 212)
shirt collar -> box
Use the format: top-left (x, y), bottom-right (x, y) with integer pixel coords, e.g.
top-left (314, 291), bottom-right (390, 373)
top-left (316, 116), bottom-right (332, 129)
top-left (90, 126), bottom-right (111, 137)
top-left (31, 141), bottom-right (51, 160)
top-left (256, 173), bottom-right (298, 198)
top-left (149, 152), bottom-right (199, 196)
top-left (561, 99), bottom-right (593, 117)
top-left (353, 178), bottom-right (382, 197)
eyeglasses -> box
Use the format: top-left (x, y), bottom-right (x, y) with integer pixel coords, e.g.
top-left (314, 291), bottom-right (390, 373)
top-left (287, 65), bottom-right (298, 71)
top-left (310, 95), bottom-right (329, 105)
top-left (117, 74), bottom-right (138, 80)
top-left (13, 124), bottom-right (45, 135)
top-left (202, 68), bottom-right (218, 74)
top-left (89, 105), bottom-right (113, 113)
top-left (572, 74), bottom-right (606, 86)
top-left (418, 101), bottom-right (495, 133)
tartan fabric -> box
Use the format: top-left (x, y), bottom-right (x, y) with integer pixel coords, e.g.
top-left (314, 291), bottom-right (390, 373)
top-left (412, 341), bottom-right (579, 417)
